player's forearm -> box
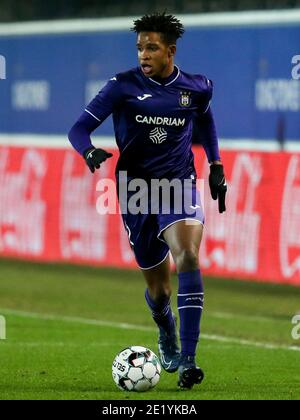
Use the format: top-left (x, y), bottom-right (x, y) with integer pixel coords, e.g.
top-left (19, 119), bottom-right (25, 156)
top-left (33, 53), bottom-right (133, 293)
top-left (68, 112), bottom-right (100, 156)
top-left (198, 108), bottom-right (221, 164)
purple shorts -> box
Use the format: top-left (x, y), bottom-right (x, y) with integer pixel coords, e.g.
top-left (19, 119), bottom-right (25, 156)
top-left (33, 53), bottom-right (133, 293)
top-left (119, 176), bottom-right (204, 270)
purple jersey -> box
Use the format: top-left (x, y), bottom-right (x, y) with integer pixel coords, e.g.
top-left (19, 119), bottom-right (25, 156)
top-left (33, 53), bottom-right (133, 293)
top-left (84, 66), bottom-right (217, 179)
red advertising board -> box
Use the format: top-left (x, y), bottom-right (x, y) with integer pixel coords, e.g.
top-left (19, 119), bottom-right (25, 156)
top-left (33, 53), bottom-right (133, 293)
top-left (0, 145), bottom-right (299, 286)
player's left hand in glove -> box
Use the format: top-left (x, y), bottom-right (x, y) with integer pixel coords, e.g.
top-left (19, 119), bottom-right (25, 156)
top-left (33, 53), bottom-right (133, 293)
top-left (209, 163), bottom-right (227, 213)
top-left (84, 147), bottom-right (113, 173)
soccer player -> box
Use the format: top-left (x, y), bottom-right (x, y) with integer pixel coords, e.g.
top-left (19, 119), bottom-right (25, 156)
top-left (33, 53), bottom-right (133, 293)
top-left (68, 12), bottom-right (227, 389)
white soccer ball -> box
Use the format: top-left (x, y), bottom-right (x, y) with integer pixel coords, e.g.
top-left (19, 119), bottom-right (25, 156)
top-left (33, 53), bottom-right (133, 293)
top-left (112, 346), bottom-right (161, 392)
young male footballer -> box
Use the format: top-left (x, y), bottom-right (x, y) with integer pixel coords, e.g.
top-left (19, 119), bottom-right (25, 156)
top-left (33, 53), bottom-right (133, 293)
top-left (69, 12), bottom-right (227, 389)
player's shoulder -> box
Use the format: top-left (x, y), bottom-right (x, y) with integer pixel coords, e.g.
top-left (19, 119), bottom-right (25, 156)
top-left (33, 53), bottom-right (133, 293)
top-left (111, 67), bottom-right (140, 83)
top-left (180, 69), bottom-right (213, 92)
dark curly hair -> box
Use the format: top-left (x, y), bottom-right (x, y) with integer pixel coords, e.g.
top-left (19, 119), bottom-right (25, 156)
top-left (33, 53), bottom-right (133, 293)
top-left (131, 12), bottom-right (185, 45)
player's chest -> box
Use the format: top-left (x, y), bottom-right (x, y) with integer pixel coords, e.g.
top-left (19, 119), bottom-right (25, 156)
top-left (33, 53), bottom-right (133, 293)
top-left (123, 86), bottom-right (198, 118)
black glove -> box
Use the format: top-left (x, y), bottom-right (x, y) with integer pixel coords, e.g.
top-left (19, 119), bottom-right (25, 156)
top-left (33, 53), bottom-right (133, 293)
top-left (84, 147), bottom-right (113, 173)
top-left (209, 163), bottom-right (227, 213)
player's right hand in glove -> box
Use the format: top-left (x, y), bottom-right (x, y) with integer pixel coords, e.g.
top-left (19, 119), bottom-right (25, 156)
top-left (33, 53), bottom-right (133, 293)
top-left (84, 147), bottom-right (113, 173)
top-left (209, 163), bottom-right (227, 213)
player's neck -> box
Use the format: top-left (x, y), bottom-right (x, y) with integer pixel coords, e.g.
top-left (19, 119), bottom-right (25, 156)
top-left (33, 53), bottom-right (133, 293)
top-left (151, 65), bottom-right (178, 85)
top-left (160, 63), bottom-right (175, 78)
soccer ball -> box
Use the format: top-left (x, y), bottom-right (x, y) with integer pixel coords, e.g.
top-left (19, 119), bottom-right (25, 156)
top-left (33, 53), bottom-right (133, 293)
top-left (112, 346), bottom-right (161, 392)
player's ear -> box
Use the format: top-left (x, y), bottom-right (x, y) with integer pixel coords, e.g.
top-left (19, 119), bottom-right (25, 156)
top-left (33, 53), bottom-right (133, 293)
top-left (168, 44), bottom-right (176, 57)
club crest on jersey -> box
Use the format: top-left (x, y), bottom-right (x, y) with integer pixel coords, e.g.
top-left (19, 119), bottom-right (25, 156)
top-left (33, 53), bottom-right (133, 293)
top-left (179, 91), bottom-right (191, 107)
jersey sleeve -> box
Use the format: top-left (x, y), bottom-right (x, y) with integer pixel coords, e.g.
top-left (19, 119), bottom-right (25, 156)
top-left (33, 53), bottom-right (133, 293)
top-left (193, 77), bottom-right (220, 163)
top-left (68, 111), bottom-right (100, 156)
top-left (193, 107), bottom-right (220, 163)
top-left (197, 76), bottom-right (213, 114)
top-left (85, 76), bottom-right (123, 123)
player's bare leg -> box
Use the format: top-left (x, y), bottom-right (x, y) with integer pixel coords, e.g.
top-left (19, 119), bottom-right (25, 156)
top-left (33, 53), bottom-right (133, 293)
top-left (141, 254), bottom-right (172, 302)
top-left (141, 255), bottom-right (181, 373)
top-left (162, 220), bottom-right (203, 273)
top-left (163, 220), bottom-right (205, 389)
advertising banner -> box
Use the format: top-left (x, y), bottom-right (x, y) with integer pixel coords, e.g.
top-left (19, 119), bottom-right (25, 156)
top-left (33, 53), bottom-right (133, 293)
top-left (0, 145), bottom-right (299, 286)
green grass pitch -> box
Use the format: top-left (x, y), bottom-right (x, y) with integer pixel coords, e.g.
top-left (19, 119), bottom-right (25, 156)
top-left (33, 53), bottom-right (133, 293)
top-left (0, 258), bottom-right (299, 400)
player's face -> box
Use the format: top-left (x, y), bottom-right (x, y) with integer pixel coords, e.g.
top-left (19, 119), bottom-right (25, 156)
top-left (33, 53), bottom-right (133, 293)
top-left (137, 32), bottom-right (176, 78)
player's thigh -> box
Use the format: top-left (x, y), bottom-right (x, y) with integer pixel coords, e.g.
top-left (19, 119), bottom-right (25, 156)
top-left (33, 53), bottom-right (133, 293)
top-left (162, 220), bottom-right (203, 264)
top-left (140, 253), bottom-right (172, 299)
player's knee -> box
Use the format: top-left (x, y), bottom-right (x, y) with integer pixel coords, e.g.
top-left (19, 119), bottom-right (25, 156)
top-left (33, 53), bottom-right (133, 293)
top-left (157, 290), bottom-right (172, 306)
top-left (150, 291), bottom-right (171, 306)
top-left (174, 249), bottom-right (199, 273)
top-left (148, 285), bottom-right (171, 303)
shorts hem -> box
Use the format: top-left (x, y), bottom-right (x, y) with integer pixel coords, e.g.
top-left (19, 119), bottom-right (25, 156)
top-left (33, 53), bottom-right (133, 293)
top-left (138, 250), bottom-right (170, 270)
top-left (157, 218), bottom-right (204, 244)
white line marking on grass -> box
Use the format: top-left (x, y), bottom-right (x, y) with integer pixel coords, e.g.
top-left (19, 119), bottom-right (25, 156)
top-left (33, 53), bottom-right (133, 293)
top-left (201, 334), bottom-right (300, 352)
top-left (0, 308), bottom-right (156, 332)
top-left (2, 341), bottom-right (119, 347)
top-left (210, 311), bottom-right (281, 323)
top-left (1, 308), bottom-right (299, 352)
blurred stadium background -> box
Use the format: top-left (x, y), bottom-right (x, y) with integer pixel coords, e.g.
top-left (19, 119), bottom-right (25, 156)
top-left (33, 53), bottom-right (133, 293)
top-left (0, 0), bottom-right (300, 400)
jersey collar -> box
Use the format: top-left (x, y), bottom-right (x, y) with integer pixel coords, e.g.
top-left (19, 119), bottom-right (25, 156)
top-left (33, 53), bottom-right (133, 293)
top-left (140, 65), bottom-right (181, 86)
